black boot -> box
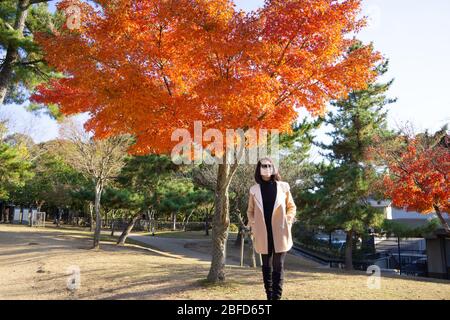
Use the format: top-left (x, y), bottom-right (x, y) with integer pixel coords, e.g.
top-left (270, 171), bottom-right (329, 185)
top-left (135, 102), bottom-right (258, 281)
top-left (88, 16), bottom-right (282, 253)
top-left (262, 266), bottom-right (273, 300)
top-left (272, 270), bottom-right (284, 300)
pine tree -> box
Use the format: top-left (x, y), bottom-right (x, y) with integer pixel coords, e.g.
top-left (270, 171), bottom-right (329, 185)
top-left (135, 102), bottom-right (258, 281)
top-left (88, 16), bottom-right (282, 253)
top-left (0, 0), bottom-right (60, 106)
top-left (114, 154), bottom-right (184, 244)
top-left (312, 54), bottom-right (396, 270)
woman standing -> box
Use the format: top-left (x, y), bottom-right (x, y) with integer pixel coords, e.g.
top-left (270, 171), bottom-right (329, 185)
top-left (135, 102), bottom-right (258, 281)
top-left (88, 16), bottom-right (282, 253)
top-left (246, 157), bottom-right (297, 300)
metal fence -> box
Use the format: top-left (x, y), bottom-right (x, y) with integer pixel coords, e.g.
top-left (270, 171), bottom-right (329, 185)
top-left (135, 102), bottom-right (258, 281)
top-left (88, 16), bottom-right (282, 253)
top-left (372, 237), bottom-right (427, 276)
top-left (293, 229), bottom-right (429, 277)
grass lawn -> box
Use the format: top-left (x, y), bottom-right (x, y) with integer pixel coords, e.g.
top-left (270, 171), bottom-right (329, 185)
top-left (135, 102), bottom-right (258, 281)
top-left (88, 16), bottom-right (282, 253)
top-left (0, 224), bottom-right (449, 300)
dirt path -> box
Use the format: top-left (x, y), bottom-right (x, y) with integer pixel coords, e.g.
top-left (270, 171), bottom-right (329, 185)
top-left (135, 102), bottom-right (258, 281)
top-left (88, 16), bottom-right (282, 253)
top-left (129, 233), bottom-right (323, 269)
top-left (129, 234), bottom-right (212, 262)
top-left (1, 224), bottom-right (449, 300)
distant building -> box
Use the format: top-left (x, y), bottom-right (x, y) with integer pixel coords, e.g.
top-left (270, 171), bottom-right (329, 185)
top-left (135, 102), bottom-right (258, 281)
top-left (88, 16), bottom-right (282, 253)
top-left (368, 199), bottom-right (450, 278)
top-left (367, 199), bottom-right (450, 228)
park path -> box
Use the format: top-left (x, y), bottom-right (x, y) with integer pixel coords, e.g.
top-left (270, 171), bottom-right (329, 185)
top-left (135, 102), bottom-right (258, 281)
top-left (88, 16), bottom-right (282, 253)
top-left (128, 234), bottom-right (324, 269)
top-left (128, 234), bottom-right (212, 263)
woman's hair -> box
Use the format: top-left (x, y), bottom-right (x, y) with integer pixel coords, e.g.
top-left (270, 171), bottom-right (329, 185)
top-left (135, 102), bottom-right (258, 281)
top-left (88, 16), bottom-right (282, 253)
top-left (254, 157), bottom-right (281, 184)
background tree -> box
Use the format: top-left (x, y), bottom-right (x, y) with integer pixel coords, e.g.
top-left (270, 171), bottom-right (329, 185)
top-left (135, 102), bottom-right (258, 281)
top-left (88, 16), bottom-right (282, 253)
top-left (0, 0), bottom-right (60, 106)
top-left (114, 154), bottom-right (182, 244)
top-left (155, 178), bottom-right (212, 232)
top-left (70, 184), bottom-right (95, 230)
top-left (0, 120), bottom-right (32, 203)
top-left (101, 187), bottom-right (144, 245)
top-left (278, 119), bottom-right (321, 196)
top-left (32, 0), bottom-right (381, 282)
top-left (371, 125), bottom-right (450, 232)
top-left (303, 58), bottom-right (396, 270)
top-left (11, 139), bottom-right (85, 213)
top-left (189, 164), bottom-right (216, 236)
top-left (59, 120), bottom-right (131, 249)
top-left (181, 188), bottom-right (213, 232)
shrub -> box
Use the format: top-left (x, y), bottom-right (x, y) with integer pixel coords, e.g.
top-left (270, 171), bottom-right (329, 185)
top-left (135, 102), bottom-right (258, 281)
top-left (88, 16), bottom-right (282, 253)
top-left (229, 223), bottom-right (239, 232)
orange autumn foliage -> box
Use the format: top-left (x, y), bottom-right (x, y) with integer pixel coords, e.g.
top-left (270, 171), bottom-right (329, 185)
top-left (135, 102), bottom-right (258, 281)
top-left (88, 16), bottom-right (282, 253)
top-left (381, 137), bottom-right (450, 215)
top-left (32, 0), bottom-right (381, 155)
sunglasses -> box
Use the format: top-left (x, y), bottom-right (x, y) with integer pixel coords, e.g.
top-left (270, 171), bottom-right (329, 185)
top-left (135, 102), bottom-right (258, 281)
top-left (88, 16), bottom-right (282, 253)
top-left (261, 164), bottom-right (272, 169)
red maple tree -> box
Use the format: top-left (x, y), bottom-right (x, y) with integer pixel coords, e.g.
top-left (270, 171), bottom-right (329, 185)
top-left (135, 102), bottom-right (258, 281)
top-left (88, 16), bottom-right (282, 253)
top-left (32, 0), bottom-right (381, 282)
top-left (375, 131), bottom-right (450, 232)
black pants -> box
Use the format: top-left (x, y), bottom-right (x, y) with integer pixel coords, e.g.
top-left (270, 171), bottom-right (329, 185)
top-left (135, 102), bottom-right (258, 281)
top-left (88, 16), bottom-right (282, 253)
top-left (261, 233), bottom-right (287, 272)
top-left (261, 231), bottom-right (287, 300)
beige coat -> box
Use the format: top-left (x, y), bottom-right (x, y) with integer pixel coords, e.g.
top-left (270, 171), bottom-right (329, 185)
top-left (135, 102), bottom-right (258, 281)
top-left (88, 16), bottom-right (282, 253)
top-left (246, 181), bottom-right (297, 254)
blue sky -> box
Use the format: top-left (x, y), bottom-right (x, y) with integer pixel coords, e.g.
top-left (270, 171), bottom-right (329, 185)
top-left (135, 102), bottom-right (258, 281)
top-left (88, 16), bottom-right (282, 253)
top-left (1, 0), bottom-right (449, 143)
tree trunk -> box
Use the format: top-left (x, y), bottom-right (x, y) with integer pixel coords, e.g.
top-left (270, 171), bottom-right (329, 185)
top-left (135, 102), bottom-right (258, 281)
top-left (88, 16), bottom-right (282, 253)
top-left (240, 229), bottom-right (245, 267)
top-left (345, 230), bottom-right (354, 271)
top-left (88, 202), bottom-right (94, 232)
top-left (234, 227), bottom-right (244, 246)
top-left (92, 182), bottom-right (103, 249)
top-left (172, 212), bottom-right (177, 231)
top-left (5, 208), bottom-right (10, 223)
top-left (204, 206), bottom-right (213, 236)
top-left (149, 210), bottom-right (156, 235)
top-left (145, 209), bottom-right (151, 232)
top-left (1, 205), bottom-right (5, 223)
top-left (104, 210), bottom-right (109, 228)
top-left (182, 210), bottom-right (194, 232)
top-left (0, 0), bottom-right (30, 105)
top-left (207, 161), bottom-right (239, 282)
top-left (56, 208), bottom-right (61, 228)
top-left (205, 218), bottom-right (209, 236)
top-left (434, 205), bottom-right (450, 233)
top-left (117, 213), bottom-right (140, 246)
top-left (36, 200), bottom-right (44, 213)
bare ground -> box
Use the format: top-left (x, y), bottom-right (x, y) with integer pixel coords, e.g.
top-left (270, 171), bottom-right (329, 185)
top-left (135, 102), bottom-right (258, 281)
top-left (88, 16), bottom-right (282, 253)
top-left (0, 224), bottom-right (449, 300)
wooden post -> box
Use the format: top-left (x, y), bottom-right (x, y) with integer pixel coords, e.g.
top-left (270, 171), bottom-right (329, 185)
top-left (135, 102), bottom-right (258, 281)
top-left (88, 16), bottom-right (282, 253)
top-left (240, 228), bottom-right (245, 267)
top-left (397, 236), bottom-right (402, 275)
top-left (248, 233), bottom-right (257, 268)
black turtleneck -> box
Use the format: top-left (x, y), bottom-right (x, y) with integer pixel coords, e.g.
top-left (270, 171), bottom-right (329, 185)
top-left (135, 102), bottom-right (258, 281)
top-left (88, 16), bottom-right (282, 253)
top-left (260, 178), bottom-right (277, 240)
